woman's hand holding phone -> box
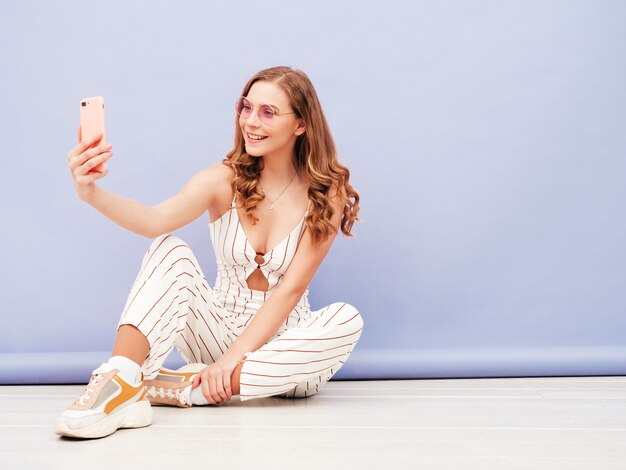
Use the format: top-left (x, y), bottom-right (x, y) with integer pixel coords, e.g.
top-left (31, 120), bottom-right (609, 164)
top-left (67, 126), bottom-right (113, 202)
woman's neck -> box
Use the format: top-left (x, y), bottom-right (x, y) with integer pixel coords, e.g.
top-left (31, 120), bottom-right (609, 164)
top-left (259, 152), bottom-right (298, 185)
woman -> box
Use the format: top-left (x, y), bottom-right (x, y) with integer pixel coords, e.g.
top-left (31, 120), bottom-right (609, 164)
top-left (57, 66), bottom-right (364, 439)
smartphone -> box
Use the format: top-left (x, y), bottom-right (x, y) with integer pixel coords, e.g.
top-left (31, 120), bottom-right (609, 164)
top-left (79, 96), bottom-right (107, 173)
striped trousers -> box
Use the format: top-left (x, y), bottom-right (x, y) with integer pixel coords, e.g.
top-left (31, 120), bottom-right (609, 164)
top-left (117, 234), bottom-right (364, 401)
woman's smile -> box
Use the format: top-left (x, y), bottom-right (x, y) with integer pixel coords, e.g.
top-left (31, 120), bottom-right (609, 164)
top-left (245, 132), bottom-right (268, 143)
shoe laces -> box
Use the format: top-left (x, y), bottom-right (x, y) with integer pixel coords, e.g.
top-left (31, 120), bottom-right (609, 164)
top-left (145, 384), bottom-right (190, 406)
top-left (75, 364), bottom-right (109, 407)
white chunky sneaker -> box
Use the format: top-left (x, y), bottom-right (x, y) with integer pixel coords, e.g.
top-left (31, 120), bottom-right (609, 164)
top-left (55, 363), bottom-right (152, 439)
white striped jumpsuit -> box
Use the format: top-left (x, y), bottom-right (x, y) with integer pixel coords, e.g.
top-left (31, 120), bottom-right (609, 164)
top-left (117, 198), bottom-right (364, 401)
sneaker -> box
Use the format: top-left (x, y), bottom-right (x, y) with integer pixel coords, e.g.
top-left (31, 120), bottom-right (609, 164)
top-left (55, 363), bottom-right (152, 439)
top-left (143, 363), bottom-right (206, 407)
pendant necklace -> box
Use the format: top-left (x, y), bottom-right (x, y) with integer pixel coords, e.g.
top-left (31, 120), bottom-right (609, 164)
top-left (259, 172), bottom-right (297, 210)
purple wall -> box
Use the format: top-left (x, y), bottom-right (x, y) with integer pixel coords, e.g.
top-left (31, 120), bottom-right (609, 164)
top-left (1, 0), bottom-right (625, 383)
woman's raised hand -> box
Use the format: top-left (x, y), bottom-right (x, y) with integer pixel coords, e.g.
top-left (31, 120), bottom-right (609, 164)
top-left (67, 125), bottom-right (113, 201)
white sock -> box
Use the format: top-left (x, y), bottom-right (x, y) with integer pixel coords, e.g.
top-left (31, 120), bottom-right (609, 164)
top-left (107, 356), bottom-right (142, 385)
top-left (189, 385), bottom-right (210, 405)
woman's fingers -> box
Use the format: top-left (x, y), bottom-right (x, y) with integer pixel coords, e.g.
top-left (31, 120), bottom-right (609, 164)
top-left (68, 131), bottom-right (104, 160)
top-left (200, 376), bottom-right (217, 404)
top-left (70, 142), bottom-right (112, 169)
top-left (75, 167), bottom-right (108, 186)
top-left (223, 374), bottom-right (232, 400)
top-left (70, 150), bottom-right (112, 175)
top-left (210, 376), bottom-right (225, 403)
top-left (81, 141), bottom-right (111, 162)
top-left (194, 365), bottom-right (233, 404)
top-left (214, 375), bottom-right (228, 402)
top-left (198, 370), bottom-right (230, 404)
top-left (67, 129), bottom-right (108, 201)
top-left (84, 152), bottom-right (112, 173)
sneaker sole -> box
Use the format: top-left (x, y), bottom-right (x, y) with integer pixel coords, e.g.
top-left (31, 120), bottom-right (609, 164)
top-left (55, 399), bottom-right (153, 439)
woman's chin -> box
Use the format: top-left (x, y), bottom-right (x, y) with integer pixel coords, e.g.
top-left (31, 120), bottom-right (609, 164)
top-left (244, 145), bottom-right (264, 157)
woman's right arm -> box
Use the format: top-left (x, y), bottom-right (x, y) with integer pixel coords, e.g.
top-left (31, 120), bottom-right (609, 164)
top-left (67, 127), bottom-right (227, 238)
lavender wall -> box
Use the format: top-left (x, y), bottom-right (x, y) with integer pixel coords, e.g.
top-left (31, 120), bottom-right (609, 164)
top-left (1, 0), bottom-right (625, 383)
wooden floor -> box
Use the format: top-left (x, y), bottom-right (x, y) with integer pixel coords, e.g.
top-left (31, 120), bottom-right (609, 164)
top-left (1, 377), bottom-right (625, 469)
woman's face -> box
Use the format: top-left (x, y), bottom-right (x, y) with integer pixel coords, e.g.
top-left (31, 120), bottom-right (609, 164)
top-left (239, 80), bottom-right (304, 159)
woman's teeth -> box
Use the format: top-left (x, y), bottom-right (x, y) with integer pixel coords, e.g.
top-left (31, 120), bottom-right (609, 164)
top-left (247, 133), bottom-right (267, 141)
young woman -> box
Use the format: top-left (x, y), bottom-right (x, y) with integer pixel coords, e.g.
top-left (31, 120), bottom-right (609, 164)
top-left (57, 66), bottom-right (364, 439)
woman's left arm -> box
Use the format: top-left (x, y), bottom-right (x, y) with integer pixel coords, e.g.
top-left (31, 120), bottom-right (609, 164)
top-left (193, 194), bottom-right (344, 403)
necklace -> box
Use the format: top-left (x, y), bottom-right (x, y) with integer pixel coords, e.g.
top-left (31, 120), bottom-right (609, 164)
top-left (259, 172), bottom-right (297, 210)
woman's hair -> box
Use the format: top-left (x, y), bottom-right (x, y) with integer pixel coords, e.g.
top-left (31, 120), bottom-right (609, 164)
top-left (223, 66), bottom-right (360, 243)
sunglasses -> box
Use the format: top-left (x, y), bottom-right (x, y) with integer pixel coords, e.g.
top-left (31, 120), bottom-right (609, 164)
top-left (235, 96), bottom-right (295, 125)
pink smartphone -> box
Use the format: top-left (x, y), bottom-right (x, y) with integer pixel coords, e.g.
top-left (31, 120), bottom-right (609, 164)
top-left (79, 96), bottom-right (107, 173)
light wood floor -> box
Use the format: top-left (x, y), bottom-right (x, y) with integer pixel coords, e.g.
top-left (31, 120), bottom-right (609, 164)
top-left (1, 377), bottom-right (625, 469)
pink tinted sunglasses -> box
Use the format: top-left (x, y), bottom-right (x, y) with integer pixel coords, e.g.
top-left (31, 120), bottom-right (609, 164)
top-left (235, 96), bottom-right (295, 125)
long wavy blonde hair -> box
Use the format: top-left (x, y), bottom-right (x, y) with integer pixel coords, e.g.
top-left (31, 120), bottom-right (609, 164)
top-left (223, 66), bottom-right (360, 243)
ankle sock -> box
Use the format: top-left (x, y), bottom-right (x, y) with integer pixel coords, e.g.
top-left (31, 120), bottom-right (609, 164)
top-left (189, 385), bottom-right (210, 405)
top-left (107, 356), bottom-right (142, 385)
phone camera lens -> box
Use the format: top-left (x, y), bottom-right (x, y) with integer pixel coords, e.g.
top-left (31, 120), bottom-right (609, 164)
top-left (81, 102), bottom-right (86, 107)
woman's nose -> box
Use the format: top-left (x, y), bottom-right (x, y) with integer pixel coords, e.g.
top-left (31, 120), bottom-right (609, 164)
top-left (245, 109), bottom-right (261, 127)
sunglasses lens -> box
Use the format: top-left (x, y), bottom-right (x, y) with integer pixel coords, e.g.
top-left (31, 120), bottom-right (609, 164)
top-left (235, 97), bottom-right (276, 124)
top-left (259, 105), bottom-right (275, 124)
top-left (235, 97), bottom-right (251, 116)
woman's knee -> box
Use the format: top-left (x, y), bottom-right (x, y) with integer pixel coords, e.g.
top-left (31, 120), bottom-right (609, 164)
top-left (327, 302), bottom-right (363, 330)
top-left (140, 233), bottom-right (197, 276)
top-left (146, 234), bottom-right (194, 263)
top-left (148, 233), bottom-right (190, 253)
top-left (347, 304), bottom-right (364, 330)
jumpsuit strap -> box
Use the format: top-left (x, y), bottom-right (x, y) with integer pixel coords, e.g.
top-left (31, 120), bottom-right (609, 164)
top-left (295, 199), bottom-right (311, 247)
